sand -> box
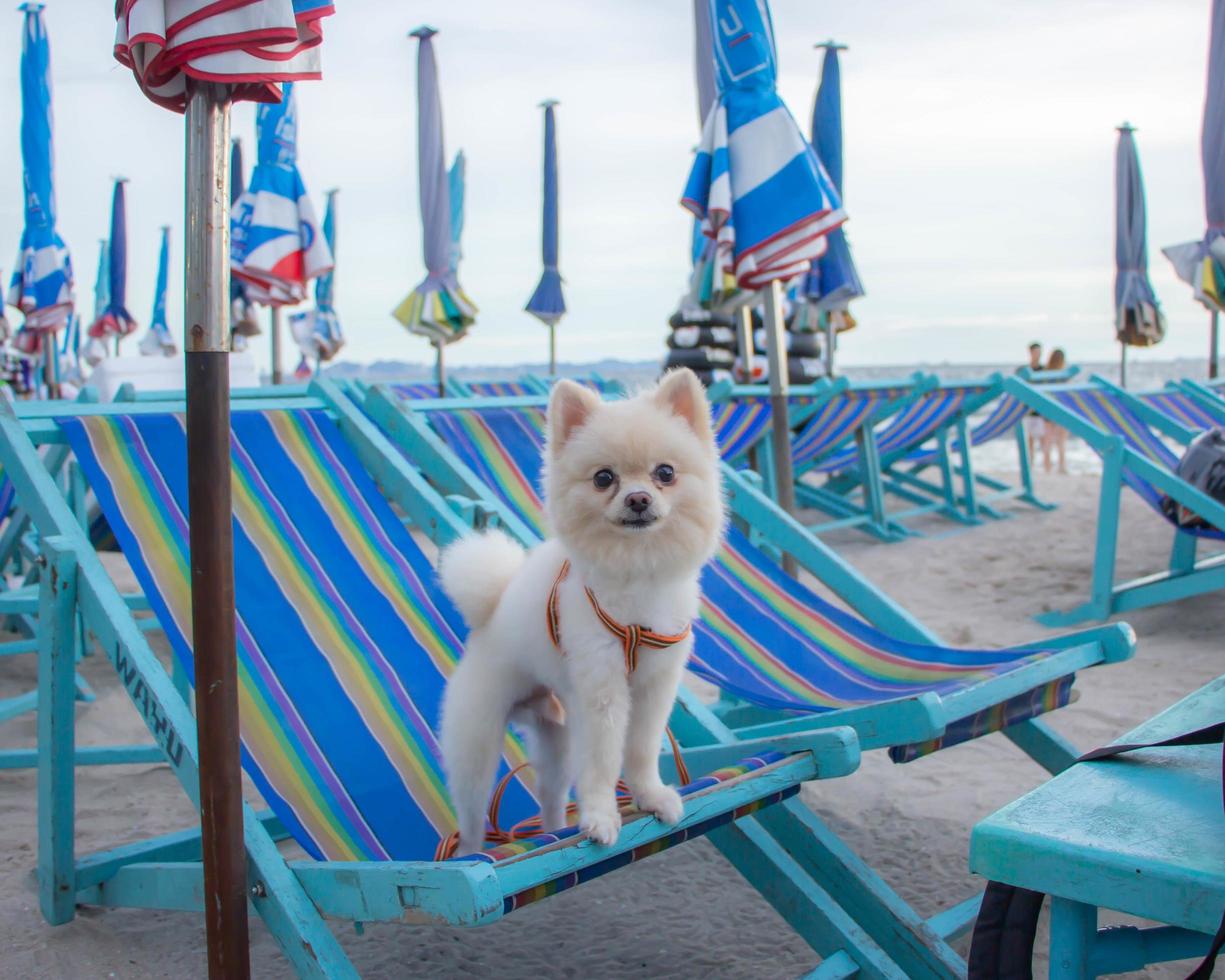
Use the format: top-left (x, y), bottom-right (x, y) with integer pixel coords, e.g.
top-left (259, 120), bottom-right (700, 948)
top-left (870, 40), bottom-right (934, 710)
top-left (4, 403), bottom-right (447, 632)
top-left (0, 468), bottom-right (1221, 979)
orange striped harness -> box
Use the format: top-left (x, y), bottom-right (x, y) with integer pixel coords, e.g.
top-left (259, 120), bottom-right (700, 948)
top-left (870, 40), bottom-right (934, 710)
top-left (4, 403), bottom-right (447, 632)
top-left (547, 560), bottom-right (692, 674)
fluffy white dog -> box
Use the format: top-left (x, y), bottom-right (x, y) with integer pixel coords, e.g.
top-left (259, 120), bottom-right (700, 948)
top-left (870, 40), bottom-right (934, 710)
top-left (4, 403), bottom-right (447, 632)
top-left (438, 369), bottom-right (726, 855)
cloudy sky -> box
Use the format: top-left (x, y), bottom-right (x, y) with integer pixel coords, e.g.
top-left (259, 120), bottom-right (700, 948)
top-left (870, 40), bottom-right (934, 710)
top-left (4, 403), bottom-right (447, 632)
top-left (0, 1), bottom-right (1216, 374)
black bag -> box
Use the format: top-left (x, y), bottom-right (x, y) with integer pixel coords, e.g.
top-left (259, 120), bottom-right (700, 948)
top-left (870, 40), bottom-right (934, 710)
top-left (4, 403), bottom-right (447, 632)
top-left (1161, 427), bottom-right (1225, 530)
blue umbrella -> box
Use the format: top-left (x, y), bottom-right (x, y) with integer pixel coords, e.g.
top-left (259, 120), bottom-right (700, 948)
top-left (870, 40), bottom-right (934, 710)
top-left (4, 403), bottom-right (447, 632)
top-left (85, 179), bottom-right (136, 364)
top-left (8, 3), bottom-right (73, 346)
top-left (525, 101), bottom-right (566, 371)
top-left (139, 226), bottom-right (176, 356)
top-left (798, 42), bottom-right (864, 346)
top-left (1163, 0), bottom-right (1225, 377)
top-left (681, 0), bottom-right (845, 292)
top-left (289, 187), bottom-right (344, 371)
top-left (1114, 124), bottom-right (1164, 358)
top-left (394, 27), bottom-right (477, 353)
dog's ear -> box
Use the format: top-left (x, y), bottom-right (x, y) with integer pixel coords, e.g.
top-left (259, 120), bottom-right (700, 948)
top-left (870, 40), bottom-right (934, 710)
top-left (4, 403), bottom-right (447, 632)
top-left (655, 368), bottom-right (714, 445)
top-left (548, 380), bottom-right (600, 451)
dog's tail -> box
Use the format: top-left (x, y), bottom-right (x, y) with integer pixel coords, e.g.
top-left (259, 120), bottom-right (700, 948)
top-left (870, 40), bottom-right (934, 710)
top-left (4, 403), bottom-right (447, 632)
top-left (438, 529), bottom-right (526, 630)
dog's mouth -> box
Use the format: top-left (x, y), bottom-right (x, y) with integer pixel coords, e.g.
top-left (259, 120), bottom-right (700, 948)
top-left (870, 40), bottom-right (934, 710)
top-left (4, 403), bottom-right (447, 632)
top-left (618, 515), bottom-right (659, 529)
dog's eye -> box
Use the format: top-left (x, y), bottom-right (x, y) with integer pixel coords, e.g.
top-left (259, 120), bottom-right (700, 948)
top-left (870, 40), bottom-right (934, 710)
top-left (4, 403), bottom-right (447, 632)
top-left (593, 469), bottom-right (616, 490)
top-left (654, 464), bottom-right (676, 485)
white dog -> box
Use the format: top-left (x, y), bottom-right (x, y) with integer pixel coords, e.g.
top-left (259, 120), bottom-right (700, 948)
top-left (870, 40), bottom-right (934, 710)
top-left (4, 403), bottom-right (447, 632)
top-left (438, 369), bottom-right (725, 854)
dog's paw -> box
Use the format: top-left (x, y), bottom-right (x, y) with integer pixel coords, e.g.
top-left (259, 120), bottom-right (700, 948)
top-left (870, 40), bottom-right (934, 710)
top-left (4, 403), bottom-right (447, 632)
top-left (579, 808), bottom-right (622, 846)
top-left (635, 784), bottom-right (684, 825)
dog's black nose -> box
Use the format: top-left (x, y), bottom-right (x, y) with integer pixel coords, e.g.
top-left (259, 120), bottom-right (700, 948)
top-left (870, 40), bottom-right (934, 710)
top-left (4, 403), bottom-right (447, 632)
top-left (625, 491), bottom-right (652, 514)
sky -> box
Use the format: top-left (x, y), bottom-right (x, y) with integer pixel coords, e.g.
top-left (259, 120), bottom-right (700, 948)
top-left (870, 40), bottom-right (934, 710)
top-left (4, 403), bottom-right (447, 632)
top-left (0, 1), bottom-right (1218, 375)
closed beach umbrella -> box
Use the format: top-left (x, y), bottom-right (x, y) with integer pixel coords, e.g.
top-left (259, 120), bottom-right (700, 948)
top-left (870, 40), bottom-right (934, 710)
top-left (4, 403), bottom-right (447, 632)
top-left (525, 101), bottom-right (566, 373)
top-left (84, 179), bottom-right (137, 365)
top-left (394, 26), bottom-right (477, 392)
top-left (114, 0), bottom-right (329, 111)
top-left (139, 225), bottom-right (176, 356)
top-left (1114, 124), bottom-right (1164, 387)
top-left (8, 3), bottom-right (73, 349)
top-left (231, 82), bottom-right (332, 307)
top-left (682, 0), bottom-right (847, 530)
top-left (798, 41), bottom-right (864, 373)
top-left (289, 187), bottom-right (344, 373)
top-left (682, 0), bottom-right (845, 292)
top-left (1163, 0), bottom-right (1225, 377)
top-left (111, 2), bottom-right (335, 973)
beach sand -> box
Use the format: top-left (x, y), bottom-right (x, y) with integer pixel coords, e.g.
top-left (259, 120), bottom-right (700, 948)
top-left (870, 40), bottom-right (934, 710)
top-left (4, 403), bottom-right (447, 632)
top-left (0, 468), bottom-right (1220, 979)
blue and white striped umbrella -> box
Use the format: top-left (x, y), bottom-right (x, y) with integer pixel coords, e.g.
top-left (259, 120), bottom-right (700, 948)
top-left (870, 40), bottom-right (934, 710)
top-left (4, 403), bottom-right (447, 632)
top-left (525, 101), bottom-right (566, 328)
top-left (1114, 125), bottom-right (1164, 349)
top-left (139, 226), bottom-right (176, 356)
top-left (231, 82), bottom-right (332, 307)
top-left (8, 4), bottom-right (73, 339)
top-left (84, 179), bottom-right (137, 364)
top-left (289, 187), bottom-right (343, 370)
top-left (798, 42), bottom-right (863, 330)
top-left (682, 0), bottom-right (845, 291)
top-left (393, 27), bottom-right (477, 344)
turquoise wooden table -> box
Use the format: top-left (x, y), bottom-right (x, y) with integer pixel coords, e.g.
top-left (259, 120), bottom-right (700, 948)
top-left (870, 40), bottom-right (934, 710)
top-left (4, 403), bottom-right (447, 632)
top-left (969, 675), bottom-right (1224, 978)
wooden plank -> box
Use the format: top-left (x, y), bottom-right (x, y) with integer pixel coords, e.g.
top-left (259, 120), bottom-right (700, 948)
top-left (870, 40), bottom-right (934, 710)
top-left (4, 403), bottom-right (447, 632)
top-left (38, 537), bottom-right (78, 925)
top-left (972, 676), bottom-right (1225, 935)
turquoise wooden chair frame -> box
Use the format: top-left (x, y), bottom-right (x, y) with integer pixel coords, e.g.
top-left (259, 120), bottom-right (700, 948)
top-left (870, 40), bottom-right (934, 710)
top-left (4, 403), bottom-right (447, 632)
top-left (362, 381), bottom-right (1135, 978)
top-left (0, 387), bottom-right (900, 980)
top-left (1005, 374), bottom-right (1225, 625)
top-left (0, 387), bottom-right (165, 770)
top-left (970, 674), bottom-right (1224, 978)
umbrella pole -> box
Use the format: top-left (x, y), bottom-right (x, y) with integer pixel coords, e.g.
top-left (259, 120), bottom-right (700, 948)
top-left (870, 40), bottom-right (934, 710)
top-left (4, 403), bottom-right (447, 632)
top-left (183, 81), bottom-right (250, 980)
top-left (735, 306), bottom-right (753, 383)
top-left (549, 324), bottom-right (557, 377)
top-left (761, 280), bottom-right (797, 576)
top-left (1212, 311), bottom-right (1220, 380)
top-left (270, 307), bottom-right (282, 385)
top-left (1120, 343), bottom-right (1127, 388)
top-left (436, 340), bottom-right (446, 396)
top-left (824, 316), bottom-right (836, 378)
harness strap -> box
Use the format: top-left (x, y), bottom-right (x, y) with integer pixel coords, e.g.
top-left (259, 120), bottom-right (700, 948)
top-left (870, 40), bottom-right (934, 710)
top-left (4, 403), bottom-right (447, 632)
top-left (547, 559), bottom-right (692, 675)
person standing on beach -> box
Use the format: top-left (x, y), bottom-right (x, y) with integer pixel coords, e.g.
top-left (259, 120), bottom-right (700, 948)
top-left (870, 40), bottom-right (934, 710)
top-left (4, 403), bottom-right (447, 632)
top-left (1042, 348), bottom-right (1069, 474)
top-left (1018, 342), bottom-right (1044, 462)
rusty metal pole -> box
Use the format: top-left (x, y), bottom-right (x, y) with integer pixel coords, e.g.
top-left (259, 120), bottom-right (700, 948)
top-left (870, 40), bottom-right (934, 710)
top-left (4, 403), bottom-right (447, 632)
top-left (270, 306), bottom-right (283, 384)
top-left (184, 80), bottom-right (250, 980)
top-left (1211, 310), bottom-right (1220, 380)
top-left (761, 279), bottom-right (798, 576)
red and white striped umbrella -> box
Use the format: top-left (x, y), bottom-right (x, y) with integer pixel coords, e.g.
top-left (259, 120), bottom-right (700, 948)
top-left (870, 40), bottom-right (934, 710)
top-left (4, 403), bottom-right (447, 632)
top-left (114, 0), bottom-right (333, 112)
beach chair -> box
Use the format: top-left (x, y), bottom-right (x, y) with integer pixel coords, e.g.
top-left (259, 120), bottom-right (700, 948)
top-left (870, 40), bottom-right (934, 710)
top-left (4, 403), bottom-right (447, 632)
top-left (1005, 374), bottom-right (1225, 625)
top-left (0, 390), bottom-right (878, 980)
top-left (969, 674), bottom-right (1225, 977)
top-left (362, 382), bottom-right (1134, 977)
top-left (709, 375), bottom-right (931, 540)
top-left (885, 388), bottom-right (1053, 523)
top-left (1136, 381), bottom-right (1225, 430)
top-left (792, 377), bottom-right (1000, 538)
